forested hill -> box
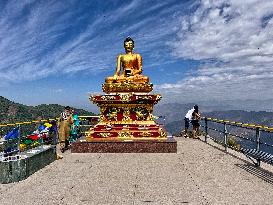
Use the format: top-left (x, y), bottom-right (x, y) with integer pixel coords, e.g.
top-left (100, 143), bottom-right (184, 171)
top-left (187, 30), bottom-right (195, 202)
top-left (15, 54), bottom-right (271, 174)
top-left (0, 96), bottom-right (95, 124)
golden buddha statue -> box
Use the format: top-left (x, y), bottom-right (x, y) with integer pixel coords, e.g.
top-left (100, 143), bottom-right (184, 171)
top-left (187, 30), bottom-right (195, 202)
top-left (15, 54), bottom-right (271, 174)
top-left (105, 37), bottom-right (149, 84)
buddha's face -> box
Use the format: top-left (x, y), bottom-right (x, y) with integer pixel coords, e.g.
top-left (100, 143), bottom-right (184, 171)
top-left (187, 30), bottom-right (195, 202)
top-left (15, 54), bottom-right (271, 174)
top-left (124, 41), bottom-right (134, 52)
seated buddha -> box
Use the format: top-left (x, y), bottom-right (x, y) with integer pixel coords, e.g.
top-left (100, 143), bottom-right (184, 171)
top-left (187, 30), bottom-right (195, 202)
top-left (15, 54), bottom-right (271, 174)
top-left (105, 37), bottom-right (149, 84)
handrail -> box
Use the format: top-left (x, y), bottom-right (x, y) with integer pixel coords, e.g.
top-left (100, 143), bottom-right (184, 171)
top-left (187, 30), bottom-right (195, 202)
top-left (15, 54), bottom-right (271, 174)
top-left (0, 116), bottom-right (100, 158)
top-left (0, 118), bottom-right (58, 127)
top-left (0, 115), bottom-right (100, 128)
top-left (204, 117), bottom-right (273, 132)
top-left (78, 115), bottom-right (99, 118)
top-left (200, 117), bottom-right (273, 166)
top-left (0, 118), bottom-right (61, 156)
top-left (3, 115), bottom-right (272, 156)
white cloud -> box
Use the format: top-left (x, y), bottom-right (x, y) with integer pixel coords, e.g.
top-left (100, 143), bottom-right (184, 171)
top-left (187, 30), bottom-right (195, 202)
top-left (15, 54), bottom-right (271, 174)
top-left (0, 0), bottom-right (186, 86)
top-left (159, 0), bottom-right (273, 103)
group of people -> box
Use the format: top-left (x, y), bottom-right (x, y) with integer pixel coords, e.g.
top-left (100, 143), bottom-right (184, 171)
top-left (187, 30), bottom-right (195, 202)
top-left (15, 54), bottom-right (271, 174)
top-left (183, 105), bottom-right (201, 139)
top-left (57, 106), bottom-right (80, 156)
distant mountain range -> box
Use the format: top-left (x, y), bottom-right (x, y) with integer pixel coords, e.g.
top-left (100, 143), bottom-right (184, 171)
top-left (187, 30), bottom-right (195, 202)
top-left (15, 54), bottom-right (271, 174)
top-left (154, 102), bottom-right (235, 124)
top-left (0, 96), bottom-right (95, 124)
top-left (154, 103), bottom-right (273, 135)
top-left (157, 103), bottom-right (273, 154)
top-left (190, 99), bottom-right (273, 112)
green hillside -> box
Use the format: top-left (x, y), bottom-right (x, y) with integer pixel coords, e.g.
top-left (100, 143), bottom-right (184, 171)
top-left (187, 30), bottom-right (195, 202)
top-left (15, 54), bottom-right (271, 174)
top-left (0, 96), bottom-right (96, 124)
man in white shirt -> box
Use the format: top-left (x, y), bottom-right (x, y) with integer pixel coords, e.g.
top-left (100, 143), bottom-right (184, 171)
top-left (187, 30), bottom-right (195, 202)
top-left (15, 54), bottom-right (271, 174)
top-left (183, 108), bottom-right (194, 138)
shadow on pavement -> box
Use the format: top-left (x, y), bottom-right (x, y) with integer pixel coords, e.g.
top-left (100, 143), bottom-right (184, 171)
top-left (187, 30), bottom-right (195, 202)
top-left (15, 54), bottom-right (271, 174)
top-left (235, 163), bottom-right (273, 185)
top-left (198, 137), bottom-right (273, 185)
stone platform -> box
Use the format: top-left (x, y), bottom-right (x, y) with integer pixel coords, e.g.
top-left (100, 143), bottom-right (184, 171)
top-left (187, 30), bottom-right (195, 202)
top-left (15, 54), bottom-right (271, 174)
top-left (1, 137), bottom-right (273, 204)
top-left (71, 137), bottom-right (177, 153)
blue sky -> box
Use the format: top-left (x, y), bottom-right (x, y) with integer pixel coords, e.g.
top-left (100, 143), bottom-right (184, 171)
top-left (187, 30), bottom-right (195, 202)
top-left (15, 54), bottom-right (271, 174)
top-left (0, 0), bottom-right (273, 112)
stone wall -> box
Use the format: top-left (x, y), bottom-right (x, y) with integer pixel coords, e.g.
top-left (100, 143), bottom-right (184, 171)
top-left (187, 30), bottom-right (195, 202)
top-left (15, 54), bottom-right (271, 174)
top-left (0, 145), bottom-right (56, 184)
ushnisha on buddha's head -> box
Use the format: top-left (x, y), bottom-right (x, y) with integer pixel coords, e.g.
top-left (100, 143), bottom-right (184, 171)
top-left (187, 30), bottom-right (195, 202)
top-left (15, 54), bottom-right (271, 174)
top-left (124, 37), bottom-right (134, 53)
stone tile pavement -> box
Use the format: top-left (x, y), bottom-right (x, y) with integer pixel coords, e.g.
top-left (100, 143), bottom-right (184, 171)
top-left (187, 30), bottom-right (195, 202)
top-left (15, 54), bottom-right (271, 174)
top-left (0, 137), bottom-right (273, 205)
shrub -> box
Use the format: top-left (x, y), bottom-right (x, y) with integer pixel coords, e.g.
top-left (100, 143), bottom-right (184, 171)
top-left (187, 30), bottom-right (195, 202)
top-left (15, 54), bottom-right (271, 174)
top-left (227, 136), bottom-right (241, 151)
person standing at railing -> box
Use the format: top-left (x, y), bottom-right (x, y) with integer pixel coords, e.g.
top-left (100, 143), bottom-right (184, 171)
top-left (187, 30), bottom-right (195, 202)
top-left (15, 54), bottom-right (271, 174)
top-left (191, 105), bottom-right (201, 139)
top-left (58, 106), bottom-right (74, 153)
top-left (183, 107), bottom-right (194, 138)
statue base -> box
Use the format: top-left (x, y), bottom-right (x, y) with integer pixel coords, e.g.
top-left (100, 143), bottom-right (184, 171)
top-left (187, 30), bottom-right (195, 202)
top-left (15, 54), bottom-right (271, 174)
top-left (71, 137), bottom-right (177, 153)
top-left (76, 93), bottom-right (176, 153)
top-left (88, 93), bottom-right (167, 138)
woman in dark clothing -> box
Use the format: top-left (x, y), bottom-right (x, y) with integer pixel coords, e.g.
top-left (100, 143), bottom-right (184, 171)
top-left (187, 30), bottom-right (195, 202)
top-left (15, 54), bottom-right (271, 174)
top-left (191, 105), bottom-right (201, 139)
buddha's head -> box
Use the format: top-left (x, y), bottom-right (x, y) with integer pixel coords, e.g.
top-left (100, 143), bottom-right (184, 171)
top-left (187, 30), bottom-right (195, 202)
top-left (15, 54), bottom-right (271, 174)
top-left (124, 37), bottom-right (134, 53)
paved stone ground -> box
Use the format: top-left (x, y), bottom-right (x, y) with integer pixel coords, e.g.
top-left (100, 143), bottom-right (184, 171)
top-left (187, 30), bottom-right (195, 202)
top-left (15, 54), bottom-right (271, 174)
top-left (1, 137), bottom-right (273, 205)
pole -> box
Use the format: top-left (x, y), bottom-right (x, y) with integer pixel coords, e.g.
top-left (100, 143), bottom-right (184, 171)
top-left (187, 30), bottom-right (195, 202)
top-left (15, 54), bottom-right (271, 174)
top-left (224, 122), bottom-right (227, 152)
top-left (205, 117), bottom-right (208, 143)
top-left (54, 121), bottom-right (58, 155)
top-left (256, 127), bottom-right (261, 166)
top-left (17, 125), bottom-right (21, 153)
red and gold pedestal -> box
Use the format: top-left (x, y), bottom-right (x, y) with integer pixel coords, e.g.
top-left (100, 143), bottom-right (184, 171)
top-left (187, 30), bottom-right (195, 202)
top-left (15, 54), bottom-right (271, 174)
top-left (87, 93), bottom-right (166, 139)
top-left (71, 83), bottom-right (177, 153)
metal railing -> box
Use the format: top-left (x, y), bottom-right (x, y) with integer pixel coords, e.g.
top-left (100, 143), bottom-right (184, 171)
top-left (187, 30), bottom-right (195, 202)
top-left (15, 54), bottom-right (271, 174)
top-left (200, 117), bottom-right (273, 165)
top-left (0, 116), bottom-right (100, 158)
top-left (0, 119), bottom-right (59, 158)
top-left (3, 115), bottom-right (272, 165)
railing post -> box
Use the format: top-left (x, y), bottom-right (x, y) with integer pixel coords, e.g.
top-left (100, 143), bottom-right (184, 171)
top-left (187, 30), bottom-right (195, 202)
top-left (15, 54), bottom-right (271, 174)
top-left (52, 121), bottom-right (58, 146)
top-left (17, 125), bottom-right (21, 153)
top-left (224, 122), bottom-right (227, 152)
top-left (205, 117), bottom-right (208, 143)
top-left (256, 127), bottom-right (261, 166)
top-left (55, 124), bottom-right (59, 147)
